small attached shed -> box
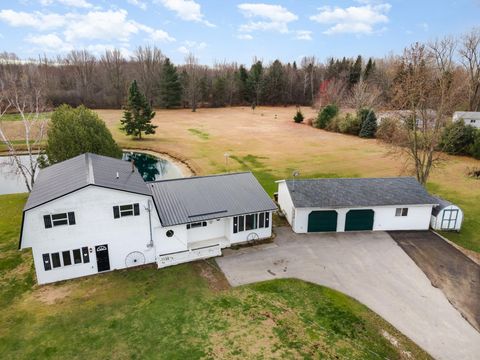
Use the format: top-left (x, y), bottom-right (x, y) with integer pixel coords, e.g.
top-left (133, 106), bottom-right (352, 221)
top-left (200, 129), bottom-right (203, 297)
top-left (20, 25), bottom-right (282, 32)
top-left (276, 177), bottom-right (438, 233)
top-left (430, 197), bottom-right (463, 231)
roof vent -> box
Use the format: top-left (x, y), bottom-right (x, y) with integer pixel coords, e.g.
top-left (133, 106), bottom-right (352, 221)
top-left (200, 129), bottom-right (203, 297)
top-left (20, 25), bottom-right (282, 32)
top-left (116, 172), bottom-right (119, 179)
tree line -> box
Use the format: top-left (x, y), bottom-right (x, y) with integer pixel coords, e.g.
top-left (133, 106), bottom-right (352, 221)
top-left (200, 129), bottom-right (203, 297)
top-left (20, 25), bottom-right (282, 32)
top-left (0, 27), bottom-right (478, 112)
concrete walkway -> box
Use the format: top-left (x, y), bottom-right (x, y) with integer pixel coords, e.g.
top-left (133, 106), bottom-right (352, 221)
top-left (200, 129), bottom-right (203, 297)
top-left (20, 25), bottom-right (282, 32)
top-left (216, 227), bottom-right (480, 360)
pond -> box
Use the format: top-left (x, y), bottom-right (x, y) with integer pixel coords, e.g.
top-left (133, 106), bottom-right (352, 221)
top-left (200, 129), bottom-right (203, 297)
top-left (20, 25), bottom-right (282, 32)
top-left (0, 152), bottom-right (183, 195)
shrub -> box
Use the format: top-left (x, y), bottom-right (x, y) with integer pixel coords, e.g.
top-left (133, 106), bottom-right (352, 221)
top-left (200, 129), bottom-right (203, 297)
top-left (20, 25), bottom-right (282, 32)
top-left (315, 104), bottom-right (339, 129)
top-left (359, 109), bottom-right (377, 138)
top-left (293, 108), bottom-right (304, 123)
top-left (338, 113), bottom-right (361, 135)
top-left (440, 120), bottom-right (477, 155)
top-left (357, 108), bottom-right (371, 129)
top-left (470, 130), bottom-right (480, 159)
top-left (376, 117), bottom-right (401, 143)
top-left (326, 115), bottom-right (342, 132)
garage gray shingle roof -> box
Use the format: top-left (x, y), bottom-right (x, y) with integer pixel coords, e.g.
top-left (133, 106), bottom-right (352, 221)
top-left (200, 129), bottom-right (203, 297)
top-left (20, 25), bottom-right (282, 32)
top-left (431, 196), bottom-right (454, 216)
top-left (284, 177), bottom-right (437, 208)
top-left (24, 153), bottom-right (151, 210)
top-left (149, 172), bottom-right (277, 227)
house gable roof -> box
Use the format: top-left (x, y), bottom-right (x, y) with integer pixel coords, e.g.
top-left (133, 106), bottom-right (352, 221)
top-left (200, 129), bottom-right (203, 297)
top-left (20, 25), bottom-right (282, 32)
top-left (283, 177), bottom-right (437, 209)
top-left (148, 172), bottom-right (277, 227)
top-left (24, 153), bottom-right (151, 211)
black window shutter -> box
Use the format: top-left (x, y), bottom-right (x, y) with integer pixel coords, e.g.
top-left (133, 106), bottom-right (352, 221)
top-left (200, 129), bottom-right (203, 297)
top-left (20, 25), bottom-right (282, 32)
top-left (265, 212), bottom-right (270, 228)
top-left (68, 212), bottom-right (76, 225)
top-left (43, 253), bottom-right (51, 271)
top-left (233, 216), bottom-right (238, 233)
top-left (133, 203), bottom-right (140, 216)
top-left (82, 247), bottom-right (90, 263)
top-left (43, 215), bottom-right (52, 229)
top-left (113, 206), bottom-right (120, 219)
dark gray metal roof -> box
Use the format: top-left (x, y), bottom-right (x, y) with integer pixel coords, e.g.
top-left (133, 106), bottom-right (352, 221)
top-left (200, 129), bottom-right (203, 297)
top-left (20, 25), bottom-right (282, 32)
top-left (148, 172), bottom-right (277, 226)
top-left (24, 153), bottom-right (151, 211)
top-left (431, 196), bottom-right (455, 216)
top-left (284, 177), bottom-right (437, 208)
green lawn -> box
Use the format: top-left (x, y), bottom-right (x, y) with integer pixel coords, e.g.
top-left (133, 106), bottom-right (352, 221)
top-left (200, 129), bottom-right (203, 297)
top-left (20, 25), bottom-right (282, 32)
top-left (0, 112), bottom-right (52, 121)
top-left (0, 193), bottom-right (430, 359)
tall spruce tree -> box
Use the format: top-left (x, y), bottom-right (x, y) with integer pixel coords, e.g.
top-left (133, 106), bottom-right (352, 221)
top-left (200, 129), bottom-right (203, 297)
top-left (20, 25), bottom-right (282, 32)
top-left (359, 108), bottom-right (377, 138)
top-left (159, 58), bottom-right (182, 108)
top-left (349, 55), bottom-right (363, 87)
top-left (121, 80), bottom-right (157, 139)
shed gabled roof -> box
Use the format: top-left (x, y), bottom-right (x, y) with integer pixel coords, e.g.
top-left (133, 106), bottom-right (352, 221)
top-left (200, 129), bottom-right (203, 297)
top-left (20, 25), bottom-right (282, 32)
top-left (24, 153), bottom-right (151, 211)
top-left (282, 177), bottom-right (437, 209)
top-left (148, 172), bottom-right (277, 227)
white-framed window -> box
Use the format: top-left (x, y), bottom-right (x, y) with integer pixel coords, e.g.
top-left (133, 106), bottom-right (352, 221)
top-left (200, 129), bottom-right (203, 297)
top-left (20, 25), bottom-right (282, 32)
top-left (43, 212), bottom-right (76, 228)
top-left (42, 247), bottom-right (90, 271)
top-left (113, 203), bottom-right (140, 218)
top-left (186, 221), bottom-right (207, 229)
top-left (395, 208), bottom-right (409, 217)
top-left (233, 212), bottom-right (270, 234)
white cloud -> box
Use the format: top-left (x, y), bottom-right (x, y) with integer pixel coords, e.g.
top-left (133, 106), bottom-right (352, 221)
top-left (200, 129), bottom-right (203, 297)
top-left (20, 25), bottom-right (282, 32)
top-left (177, 40), bottom-right (206, 54)
top-left (127, 0), bottom-right (147, 10)
top-left (295, 30), bottom-right (312, 40)
top-left (26, 33), bottom-right (73, 52)
top-left (238, 3), bottom-right (298, 34)
top-left (40, 0), bottom-right (93, 8)
top-left (0, 8), bottom-right (174, 54)
top-left (0, 10), bottom-right (66, 30)
top-left (310, 3), bottom-right (391, 35)
top-left (157, 0), bottom-right (215, 27)
top-left (237, 34), bottom-right (253, 40)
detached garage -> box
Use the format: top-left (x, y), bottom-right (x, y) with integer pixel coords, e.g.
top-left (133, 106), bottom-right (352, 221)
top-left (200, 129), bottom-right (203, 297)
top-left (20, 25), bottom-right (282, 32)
top-left (276, 177), bottom-right (438, 233)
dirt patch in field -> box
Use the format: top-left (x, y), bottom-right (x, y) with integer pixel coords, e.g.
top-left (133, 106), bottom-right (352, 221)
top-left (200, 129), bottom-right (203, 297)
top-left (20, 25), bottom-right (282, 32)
top-left (194, 260), bottom-right (230, 291)
top-left (33, 283), bottom-right (75, 305)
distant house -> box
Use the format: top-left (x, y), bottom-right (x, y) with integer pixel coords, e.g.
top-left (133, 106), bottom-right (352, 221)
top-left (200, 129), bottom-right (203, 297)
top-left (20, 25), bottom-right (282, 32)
top-left (276, 177), bottom-right (438, 233)
top-left (430, 197), bottom-right (463, 231)
top-left (19, 153), bottom-right (276, 284)
top-left (453, 111), bottom-right (480, 129)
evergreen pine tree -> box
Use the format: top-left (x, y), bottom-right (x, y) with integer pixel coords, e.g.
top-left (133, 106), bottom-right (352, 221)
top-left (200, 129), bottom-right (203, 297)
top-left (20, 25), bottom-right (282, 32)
top-left (359, 109), bottom-right (377, 138)
top-left (349, 55), bottom-right (363, 87)
top-left (159, 58), bottom-right (182, 108)
top-left (121, 80), bottom-right (157, 139)
top-left (363, 58), bottom-right (375, 80)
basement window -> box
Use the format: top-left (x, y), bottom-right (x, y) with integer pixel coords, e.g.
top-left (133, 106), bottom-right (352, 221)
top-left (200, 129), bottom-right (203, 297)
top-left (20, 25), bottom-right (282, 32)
top-left (395, 208), bottom-right (409, 217)
top-left (43, 212), bottom-right (76, 228)
top-left (43, 247), bottom-right (90, 271)
top-left (113, 203), bottom-right (140, 218)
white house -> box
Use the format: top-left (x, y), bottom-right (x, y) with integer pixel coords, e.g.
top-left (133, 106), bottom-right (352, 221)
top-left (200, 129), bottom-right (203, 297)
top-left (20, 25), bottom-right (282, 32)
top-left (19, 153), bottom-right (276, 284)
top-left (276, 177), bottom-right (438, 233)
top-left (430, 196), bottom-right (463, 231)
top-left (453, 111), bottom-right (480, 129)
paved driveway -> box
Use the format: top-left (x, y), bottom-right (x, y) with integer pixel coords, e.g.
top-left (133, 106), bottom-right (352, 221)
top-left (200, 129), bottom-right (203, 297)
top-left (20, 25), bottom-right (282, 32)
top-left (216, 227), bottom-right (480, 360)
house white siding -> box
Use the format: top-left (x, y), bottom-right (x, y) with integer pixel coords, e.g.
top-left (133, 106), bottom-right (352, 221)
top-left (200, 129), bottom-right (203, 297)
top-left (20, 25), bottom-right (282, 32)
top-left (453, 111), bottom-right (480, 129)
top-left (277, 181), bottom-right (295, 225)
top-left (430, 205), bottom-right (463, 231)
top-left (22, 186), bottom-right (160, 284)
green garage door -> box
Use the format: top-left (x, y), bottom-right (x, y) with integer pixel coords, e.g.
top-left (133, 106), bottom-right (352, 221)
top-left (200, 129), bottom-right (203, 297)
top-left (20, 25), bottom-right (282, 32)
top-left (345, 210), bottom-right (374, 231)
top-left (308, 211), bottom-right (338, 232)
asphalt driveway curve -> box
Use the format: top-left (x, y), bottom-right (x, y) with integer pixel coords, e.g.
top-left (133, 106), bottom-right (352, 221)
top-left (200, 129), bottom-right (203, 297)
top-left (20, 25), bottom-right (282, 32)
top-left (216, 227), bottom-right (480, 360)
top-left (389, 230), bottom-right (480, 332)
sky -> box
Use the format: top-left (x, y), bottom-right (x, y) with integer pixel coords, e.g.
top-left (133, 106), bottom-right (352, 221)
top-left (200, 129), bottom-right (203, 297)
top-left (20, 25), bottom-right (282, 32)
top-left (0, 0), bottom-right (478, 66)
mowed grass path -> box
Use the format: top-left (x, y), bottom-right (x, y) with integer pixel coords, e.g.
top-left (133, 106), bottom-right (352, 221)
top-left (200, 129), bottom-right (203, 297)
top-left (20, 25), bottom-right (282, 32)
top-left (0, 194), bottom-right (430, 359)
top-left (96, 106), bottom-right (480, 252)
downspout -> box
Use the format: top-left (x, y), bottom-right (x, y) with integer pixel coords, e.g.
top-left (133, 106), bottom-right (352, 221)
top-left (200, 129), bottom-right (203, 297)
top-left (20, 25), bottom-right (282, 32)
top-left (147, 199), bottom-right (154, 248)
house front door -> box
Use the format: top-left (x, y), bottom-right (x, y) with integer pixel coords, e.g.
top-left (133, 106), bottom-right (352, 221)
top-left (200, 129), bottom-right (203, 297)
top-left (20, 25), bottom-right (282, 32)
top-left (95, 244), bottom-right (110, 272)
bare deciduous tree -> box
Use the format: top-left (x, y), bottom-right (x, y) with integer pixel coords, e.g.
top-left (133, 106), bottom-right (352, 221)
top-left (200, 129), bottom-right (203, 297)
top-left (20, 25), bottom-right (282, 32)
top-left (347, 80), bottom-right (382, 110)
top-left (389, 39), bottom-right (461, 184)
top-left (0, 67), bottom-right (48, 191)
top-left (459, 28), bottom-right (480, 111)
top-left (101, 49), bottom-right (127, 108)
top-left (134, 46), bottom-right (165, 105)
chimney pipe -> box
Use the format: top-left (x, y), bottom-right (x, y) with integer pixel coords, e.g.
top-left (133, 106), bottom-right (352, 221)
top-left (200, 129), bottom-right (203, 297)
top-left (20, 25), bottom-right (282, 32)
top-left (116, 172), bottom-right (119, 179)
